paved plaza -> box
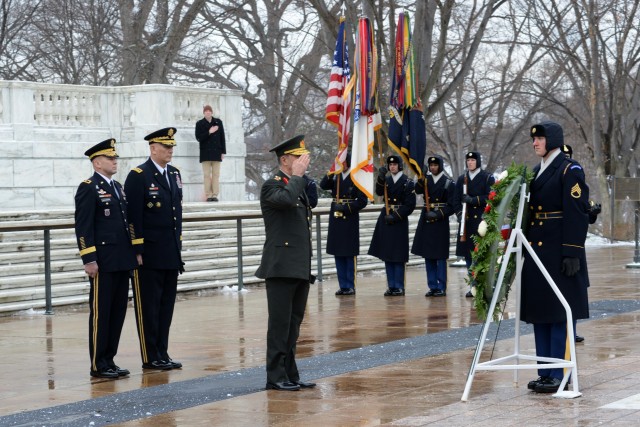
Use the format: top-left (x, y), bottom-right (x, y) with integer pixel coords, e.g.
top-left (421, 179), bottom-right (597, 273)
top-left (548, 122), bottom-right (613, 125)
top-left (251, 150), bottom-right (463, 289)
top-left (0, 244), bottom-right (639, 426)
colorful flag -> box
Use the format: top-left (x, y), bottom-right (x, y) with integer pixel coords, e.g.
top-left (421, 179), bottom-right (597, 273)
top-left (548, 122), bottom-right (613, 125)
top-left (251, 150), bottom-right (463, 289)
top-left (387, 12), bottom-right (426, 178)
top-left (326, 17), bottom-right (351, 175)
top-left (348, 16), bottom-right (380, 199)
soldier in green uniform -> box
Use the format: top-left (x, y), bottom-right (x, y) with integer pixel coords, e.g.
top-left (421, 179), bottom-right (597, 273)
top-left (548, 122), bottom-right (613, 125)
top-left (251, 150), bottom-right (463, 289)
top-left (256, 135), bottom-right (317, 392)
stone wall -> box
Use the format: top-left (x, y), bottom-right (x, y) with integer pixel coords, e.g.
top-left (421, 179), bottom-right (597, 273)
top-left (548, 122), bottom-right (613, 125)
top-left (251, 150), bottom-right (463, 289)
top-left (0, 81), bottom-right (245, 210)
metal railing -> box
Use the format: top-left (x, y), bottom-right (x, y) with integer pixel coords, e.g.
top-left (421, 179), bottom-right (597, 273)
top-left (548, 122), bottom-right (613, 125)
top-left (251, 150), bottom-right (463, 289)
top-left (0, 205), bottom-right (389, 314)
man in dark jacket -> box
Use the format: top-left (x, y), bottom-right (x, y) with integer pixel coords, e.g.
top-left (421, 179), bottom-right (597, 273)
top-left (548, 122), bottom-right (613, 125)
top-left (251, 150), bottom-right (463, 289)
top-left (195, 105), bottom-right (226, 201)
top-left (125, 127), bottom-right (184, 371)
top-left (412, 156), bottom-right (455, 297)
top-left (368, 155), bottom-right (416, 296)
top-left (453, 151), bottom-right (495, 297)
top-left (256, 134), bottom-right (316, 392)
top-left (74, 138), bottom-right (137, 379)
top-left (320, 153), bottom-right (368, 295)
top-left (523, 121), bottom-right (590, 394)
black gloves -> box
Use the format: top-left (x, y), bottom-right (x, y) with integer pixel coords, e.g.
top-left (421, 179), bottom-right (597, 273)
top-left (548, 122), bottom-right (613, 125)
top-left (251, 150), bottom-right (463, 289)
top-left (426, 210), bottom-right (438, 221)
top-left (384, 214), bottom-right (395, 225)
top-left (333, 203), bottom-right (345, 213)
top-left (589, 202), bottom-right (602, 216)
top-left (456, 212), bottom-right (462, 222)
top-left (378, 166), bottom-right (388, 176)
top-left (462, 194), bottom-right (475, 205)
top-left (561, 257), bottom-right (580, 277)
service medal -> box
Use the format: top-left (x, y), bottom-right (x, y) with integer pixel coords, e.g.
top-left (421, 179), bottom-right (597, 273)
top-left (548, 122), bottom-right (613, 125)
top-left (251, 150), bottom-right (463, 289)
top-left (156, 202), bottom-right (161, 207)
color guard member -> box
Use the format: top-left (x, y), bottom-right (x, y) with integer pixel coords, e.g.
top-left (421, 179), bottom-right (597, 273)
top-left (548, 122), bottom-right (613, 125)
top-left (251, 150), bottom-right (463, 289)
top-left (412, 156), bottom-right (455, 296)
top-left (453, 151), bottom-right (495, 297)
top-left (368, 156), bottom-right (416, 296)
top-left (320, 153), bottom-right (368, 295)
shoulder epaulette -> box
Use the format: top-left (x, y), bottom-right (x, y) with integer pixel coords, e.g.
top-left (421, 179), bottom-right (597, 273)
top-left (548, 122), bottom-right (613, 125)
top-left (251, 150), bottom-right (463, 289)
top-left (83, 179), bottom-right (92, 184)
top-left (132, 167), bottom-right (143, 173)
top-left (172, 165), bottom-right (180, 172)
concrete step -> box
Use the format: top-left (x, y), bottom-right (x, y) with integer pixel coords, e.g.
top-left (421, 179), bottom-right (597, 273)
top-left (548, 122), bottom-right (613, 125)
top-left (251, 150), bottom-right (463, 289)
top-left (0, 201), bottom-right (463, 314)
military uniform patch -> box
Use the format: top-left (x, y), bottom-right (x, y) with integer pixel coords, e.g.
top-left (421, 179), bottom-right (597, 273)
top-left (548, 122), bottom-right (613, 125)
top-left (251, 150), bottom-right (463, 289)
top-left (571, 183), bottom-right (582, 198)
top-left (83, 179), bottom-right (92, 184)
top-left (133, 167), bottom-right (143, 173)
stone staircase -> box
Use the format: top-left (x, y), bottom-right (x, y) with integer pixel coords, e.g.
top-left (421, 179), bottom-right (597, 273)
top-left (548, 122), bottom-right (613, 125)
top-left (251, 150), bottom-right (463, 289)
top-left (0, 200), bottom-right (461, 314)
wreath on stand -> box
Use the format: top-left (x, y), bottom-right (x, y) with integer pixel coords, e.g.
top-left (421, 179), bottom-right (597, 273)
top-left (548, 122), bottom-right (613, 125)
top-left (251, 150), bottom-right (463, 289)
top-left (469, 163), bottom-right (534, 321)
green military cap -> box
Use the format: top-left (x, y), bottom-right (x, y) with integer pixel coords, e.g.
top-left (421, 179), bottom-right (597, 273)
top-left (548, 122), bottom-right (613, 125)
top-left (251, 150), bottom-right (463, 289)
top-left (270, 134), bottom-right (309, 157)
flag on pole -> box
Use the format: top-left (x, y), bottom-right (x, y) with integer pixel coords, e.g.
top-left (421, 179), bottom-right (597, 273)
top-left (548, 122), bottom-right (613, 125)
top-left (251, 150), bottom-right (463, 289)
top-left (387, 11), bottom-right (426, 178)
top-left (325, 16), bottom-right (351, 175)
top-left (348, 16), bottom-right (380, 200)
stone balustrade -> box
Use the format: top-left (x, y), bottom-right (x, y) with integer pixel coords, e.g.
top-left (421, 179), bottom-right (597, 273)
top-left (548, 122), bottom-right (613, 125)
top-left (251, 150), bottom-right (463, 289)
top-left (0, 81), bottom-right (245, 210)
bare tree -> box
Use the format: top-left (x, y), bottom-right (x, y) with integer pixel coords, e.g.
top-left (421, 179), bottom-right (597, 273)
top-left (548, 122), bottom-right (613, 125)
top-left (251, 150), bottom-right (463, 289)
top-left (0, 0), bottom-right (44, 80)
top-left (525, 0), bottom-right (640, 238)
top-left (119, 0), bottom-right (207, 84)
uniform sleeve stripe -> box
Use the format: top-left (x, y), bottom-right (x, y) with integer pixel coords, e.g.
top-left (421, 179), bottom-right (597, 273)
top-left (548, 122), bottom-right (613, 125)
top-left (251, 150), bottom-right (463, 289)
top-left (132, 238), bottom-right (144, 245)
top-left (79, 246), bottom-right (96, 256)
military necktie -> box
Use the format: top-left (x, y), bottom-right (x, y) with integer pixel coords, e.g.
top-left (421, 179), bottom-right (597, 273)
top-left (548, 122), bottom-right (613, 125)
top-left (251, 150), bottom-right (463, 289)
top-left (110, 181), bottom-right (119, 199)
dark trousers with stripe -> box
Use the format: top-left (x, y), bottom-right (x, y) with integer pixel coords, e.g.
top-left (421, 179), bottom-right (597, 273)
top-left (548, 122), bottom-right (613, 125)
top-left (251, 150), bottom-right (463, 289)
top-left (425, 259), bottom-right (447, 291)
top-left (384, 262), bottom-right (406, 289)
top-left (132, 268), bottom-right (178, 363)
top-left (265, 277), bottom-right (310, 384)
top-left (88, 271), bottom-right (130, 372)
top-left (335, 256), bottom-right (356, 290)
top-left (534, 322), bottom-right (568, 380)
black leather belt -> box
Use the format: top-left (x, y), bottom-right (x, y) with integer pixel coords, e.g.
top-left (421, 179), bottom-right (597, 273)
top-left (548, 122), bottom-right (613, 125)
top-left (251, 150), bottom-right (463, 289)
top-left (534, 211), bottom-right (563, 220)
top-left (425, 203), bottom-right (447, 209)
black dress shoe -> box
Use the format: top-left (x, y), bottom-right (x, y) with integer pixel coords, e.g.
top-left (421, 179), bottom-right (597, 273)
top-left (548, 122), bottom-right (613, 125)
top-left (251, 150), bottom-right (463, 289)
top-left (211, 197), bottom-right (219, 202)
top-left (465, 290), bottom-right (473, 298)
top-left (384, 288), bottom-right (393, 296)
top-left (165, 359), bottom-right (182, 369)
top-left (390, 288), bottom-right (405, 296)
top-left (110, 365), bottom-right (130, 376)
top-left (206, 197), bottom-right (214, 201)
top-left (425, 290), bottom-right (436, 297)
top-left (266, 381), bottom-right (300, 391)
top-left (142, 360), bottom-right (173, 370)
top-left (433, 290), bottom-right (446, 297)
top-left (293, 380), bottom-right (316, 388)
top-left (527, 376), bottom-right (547, 390)
top-left (335, 288), bottom-right (355, 296)
top-left (534, 377), bottom-right (568, 393)
top-left (575, 335), bottom-right (585, 343)
top-left (90, 368), bottom-right (119, 379)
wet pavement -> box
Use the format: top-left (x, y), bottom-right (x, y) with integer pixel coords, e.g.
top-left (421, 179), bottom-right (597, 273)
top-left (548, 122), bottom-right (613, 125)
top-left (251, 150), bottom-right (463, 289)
top-left (0, 245), bottom-right (639, 426)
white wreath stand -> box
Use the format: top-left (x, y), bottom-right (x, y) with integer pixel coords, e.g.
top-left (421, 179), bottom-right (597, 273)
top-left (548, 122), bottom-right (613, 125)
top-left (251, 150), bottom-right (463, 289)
top-left (461, 183), bottom-right (582, 401)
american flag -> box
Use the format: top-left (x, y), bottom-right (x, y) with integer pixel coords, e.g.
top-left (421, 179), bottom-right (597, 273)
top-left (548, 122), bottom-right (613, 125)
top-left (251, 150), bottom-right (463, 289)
top-left (325, 17), bottom-right (351, 175)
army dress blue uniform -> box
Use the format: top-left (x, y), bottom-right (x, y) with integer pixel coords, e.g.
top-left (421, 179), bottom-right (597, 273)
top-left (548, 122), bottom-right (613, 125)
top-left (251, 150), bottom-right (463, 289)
top-left (522, 122), bottom-right (590, 392)
top-left (319, 170), bottom-right (368, 294)
top-left (255, 135), bottom-right (316, 391)
top-left (412, 156), bottom-right (455, 295)
top-left (124, 128), bottom-right (184, 370)
top-left (74, 139), bottom-right (137, 378)
top-left (368, 157), bottom-right (416, 295)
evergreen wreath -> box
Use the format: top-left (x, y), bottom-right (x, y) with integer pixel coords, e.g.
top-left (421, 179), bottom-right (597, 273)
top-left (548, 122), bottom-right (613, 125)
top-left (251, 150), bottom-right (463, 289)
top-left (469, 163), bottom-right (534, 321)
